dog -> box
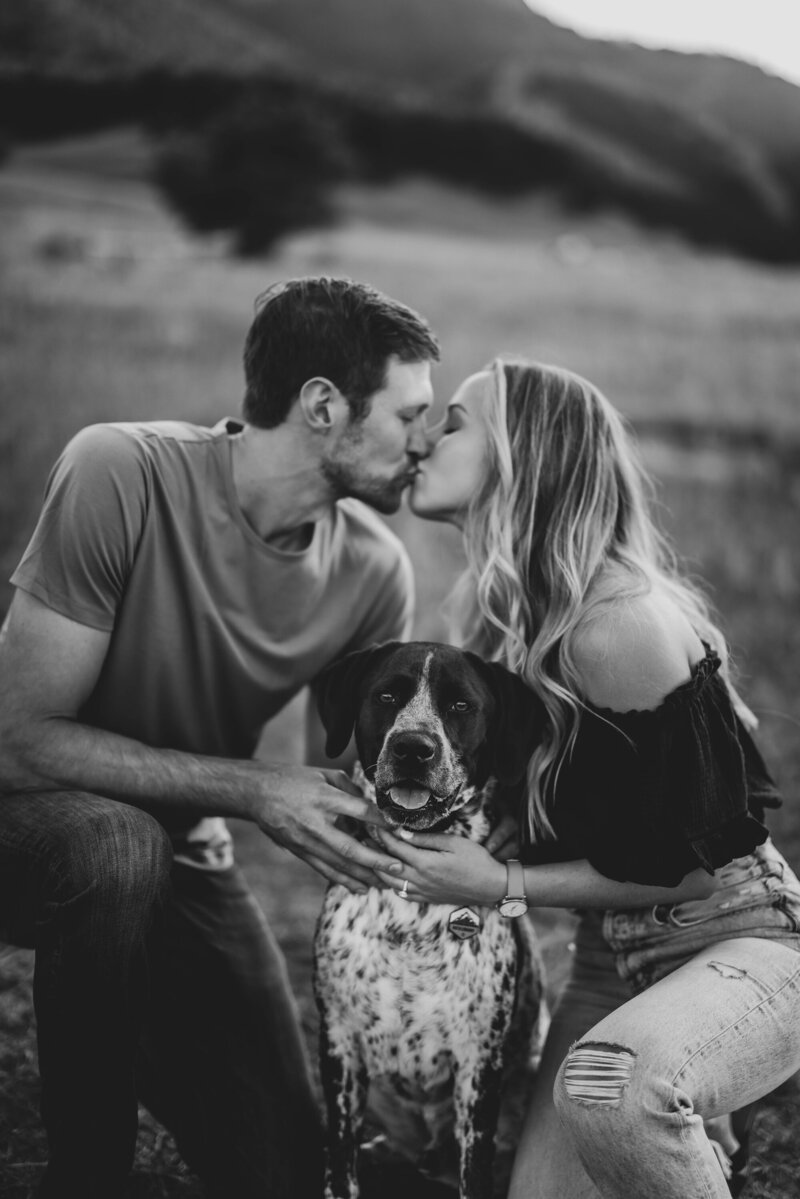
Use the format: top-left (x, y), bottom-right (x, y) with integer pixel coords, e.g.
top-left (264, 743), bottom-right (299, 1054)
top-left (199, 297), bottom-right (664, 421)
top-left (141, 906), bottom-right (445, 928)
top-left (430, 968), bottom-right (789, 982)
top-left (313, 641), bottom-right (547, 1199)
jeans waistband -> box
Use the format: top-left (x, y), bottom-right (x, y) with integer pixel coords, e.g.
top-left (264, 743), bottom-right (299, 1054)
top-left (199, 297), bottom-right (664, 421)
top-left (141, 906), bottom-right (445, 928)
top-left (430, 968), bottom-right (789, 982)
top-left (590, 840), bottom-right (800, 992)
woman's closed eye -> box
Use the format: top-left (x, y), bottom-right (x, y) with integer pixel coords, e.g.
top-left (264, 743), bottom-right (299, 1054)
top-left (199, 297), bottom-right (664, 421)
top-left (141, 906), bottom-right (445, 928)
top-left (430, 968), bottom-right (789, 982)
top-left (439, 414), bottom-right (463, 438)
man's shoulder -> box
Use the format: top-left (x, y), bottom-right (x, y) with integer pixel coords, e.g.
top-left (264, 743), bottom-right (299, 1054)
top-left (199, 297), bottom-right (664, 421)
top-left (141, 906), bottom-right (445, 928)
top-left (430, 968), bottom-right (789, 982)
top-left (66, 419), bottom-right (217, 455)
top-left (62, 420), bottom-right (225, 480)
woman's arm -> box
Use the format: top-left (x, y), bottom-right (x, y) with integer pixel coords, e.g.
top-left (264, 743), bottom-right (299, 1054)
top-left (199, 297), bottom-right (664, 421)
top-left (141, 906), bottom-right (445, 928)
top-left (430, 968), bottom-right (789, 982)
top-left (374, 829), bottom-right (718, 908)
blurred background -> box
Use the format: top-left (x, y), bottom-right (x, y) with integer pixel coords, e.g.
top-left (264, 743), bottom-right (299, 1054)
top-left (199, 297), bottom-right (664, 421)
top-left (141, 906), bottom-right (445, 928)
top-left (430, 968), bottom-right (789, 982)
top-left (1, 1), bottom-right (799, 1195)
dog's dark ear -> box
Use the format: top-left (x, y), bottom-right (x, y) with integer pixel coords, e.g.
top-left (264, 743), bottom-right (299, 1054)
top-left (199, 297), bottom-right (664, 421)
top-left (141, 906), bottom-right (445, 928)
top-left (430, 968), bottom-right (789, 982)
top-left (465, 654), bottom-right (545, 785)
top-left (314, 641), bottom-right (403, 759)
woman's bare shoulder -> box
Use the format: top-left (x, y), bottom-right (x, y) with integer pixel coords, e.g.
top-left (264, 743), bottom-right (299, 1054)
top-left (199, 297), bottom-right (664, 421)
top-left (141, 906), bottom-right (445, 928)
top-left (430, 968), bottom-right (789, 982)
top-left (570, 590), bottom-right (705, 713)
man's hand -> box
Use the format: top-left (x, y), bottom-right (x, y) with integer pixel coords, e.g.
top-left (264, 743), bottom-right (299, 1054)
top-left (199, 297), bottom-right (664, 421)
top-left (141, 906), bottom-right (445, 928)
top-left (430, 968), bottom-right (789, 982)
top-left (251, 763), bottom-right (405, 892)
top-left (0, 592), bottom-right (406, 894)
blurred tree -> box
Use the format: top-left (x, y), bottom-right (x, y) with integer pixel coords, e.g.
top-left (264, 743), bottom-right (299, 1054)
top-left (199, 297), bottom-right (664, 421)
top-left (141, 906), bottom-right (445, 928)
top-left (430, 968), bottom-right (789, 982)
top-left (153, 80), bottom-right (347, 255)
top-left (339, 93), bottom-right (571, 194)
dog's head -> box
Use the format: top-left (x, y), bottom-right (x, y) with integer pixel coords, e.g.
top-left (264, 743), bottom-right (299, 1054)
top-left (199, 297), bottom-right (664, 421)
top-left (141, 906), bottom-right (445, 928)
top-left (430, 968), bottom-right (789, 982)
top-left (315, 641), bottom-right (544, 830)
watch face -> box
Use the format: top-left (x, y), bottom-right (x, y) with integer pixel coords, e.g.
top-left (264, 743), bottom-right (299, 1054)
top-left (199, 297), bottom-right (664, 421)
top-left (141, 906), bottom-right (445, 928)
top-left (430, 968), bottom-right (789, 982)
top-left (499, 898), bottom-right (528, 918)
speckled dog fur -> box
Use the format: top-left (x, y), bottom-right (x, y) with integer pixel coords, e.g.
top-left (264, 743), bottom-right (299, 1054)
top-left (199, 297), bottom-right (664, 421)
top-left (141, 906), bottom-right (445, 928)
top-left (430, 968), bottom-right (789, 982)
top-left (313, 642), bottom-right (546, 1199)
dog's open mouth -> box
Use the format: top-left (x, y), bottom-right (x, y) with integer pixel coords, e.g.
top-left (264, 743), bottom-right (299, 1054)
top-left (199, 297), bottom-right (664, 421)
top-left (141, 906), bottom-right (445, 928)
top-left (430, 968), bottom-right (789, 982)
top-left (377, 781), bottom-right (463, 826)
top-left (387, 784), bottom-right (434, 810)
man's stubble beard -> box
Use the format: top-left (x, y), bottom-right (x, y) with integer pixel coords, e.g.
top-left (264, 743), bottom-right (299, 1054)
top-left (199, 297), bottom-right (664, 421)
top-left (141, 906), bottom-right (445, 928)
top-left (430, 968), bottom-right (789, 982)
top-left (320, 425), bottom-right (407, 514)
top-left (319, 454), bottom-right (405, 515)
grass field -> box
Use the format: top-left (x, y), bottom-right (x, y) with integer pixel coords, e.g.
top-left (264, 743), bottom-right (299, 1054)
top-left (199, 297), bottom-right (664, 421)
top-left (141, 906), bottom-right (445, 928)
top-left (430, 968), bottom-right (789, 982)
top-left (1, 131), bottom-right (799, 1196)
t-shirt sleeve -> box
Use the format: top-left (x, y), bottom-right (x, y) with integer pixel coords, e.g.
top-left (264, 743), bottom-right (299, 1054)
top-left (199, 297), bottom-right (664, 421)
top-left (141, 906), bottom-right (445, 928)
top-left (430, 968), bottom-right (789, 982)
top-left (11, 425), bottom-right (149, 631)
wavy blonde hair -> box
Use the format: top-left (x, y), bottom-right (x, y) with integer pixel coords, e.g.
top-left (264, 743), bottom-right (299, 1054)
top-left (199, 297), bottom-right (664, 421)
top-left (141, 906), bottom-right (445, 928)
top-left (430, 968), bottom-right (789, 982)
top-left (448, 359), bottom-right (736, 839)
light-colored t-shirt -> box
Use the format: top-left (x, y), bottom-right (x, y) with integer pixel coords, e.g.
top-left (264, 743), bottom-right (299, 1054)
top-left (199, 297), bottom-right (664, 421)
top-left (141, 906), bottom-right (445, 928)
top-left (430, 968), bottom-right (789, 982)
top-left (11, 419), bottom-right (414, 867)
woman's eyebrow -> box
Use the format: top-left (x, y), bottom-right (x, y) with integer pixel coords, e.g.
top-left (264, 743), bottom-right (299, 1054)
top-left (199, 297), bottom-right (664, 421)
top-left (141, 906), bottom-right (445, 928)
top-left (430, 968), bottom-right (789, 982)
top-left (446, 403), bottom-right (468, 416)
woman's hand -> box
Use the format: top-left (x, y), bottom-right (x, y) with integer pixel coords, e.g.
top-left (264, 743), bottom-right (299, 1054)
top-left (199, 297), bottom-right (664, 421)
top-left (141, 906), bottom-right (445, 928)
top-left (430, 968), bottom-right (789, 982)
top-left (374, 828), bottom-right (507, 907)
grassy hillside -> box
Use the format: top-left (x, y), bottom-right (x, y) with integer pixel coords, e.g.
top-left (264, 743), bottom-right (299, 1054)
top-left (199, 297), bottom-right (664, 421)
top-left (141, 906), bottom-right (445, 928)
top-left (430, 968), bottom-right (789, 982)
top-left (1, 137), bottom-right (799, 1196)
top-left (3, 0), bottom-right (800, 263)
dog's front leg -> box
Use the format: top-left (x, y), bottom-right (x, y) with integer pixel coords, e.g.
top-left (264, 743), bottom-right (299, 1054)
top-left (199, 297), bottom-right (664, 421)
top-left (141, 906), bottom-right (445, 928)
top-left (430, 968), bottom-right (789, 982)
top-left (319, 1010), bottom-right (368, 1199)
top-left (454, 1050), bottom-right (506, 1199)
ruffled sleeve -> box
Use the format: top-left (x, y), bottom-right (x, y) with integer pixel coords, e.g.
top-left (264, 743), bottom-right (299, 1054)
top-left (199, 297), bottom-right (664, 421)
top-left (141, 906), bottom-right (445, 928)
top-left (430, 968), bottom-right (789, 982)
top-left (546, 649), bottom-right (778, 886)
top-left (650, 653), bottom-right (774, 875)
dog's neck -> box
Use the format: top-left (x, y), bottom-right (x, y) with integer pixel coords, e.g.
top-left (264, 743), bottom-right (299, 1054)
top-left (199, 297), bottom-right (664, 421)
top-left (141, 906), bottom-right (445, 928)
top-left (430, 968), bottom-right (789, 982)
top-left (352, 761), bottom-right (497, 844)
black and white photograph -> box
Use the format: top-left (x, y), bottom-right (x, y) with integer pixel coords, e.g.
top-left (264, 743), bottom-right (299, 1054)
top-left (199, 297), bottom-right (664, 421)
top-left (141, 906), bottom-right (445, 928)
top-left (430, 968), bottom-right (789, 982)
top-left (1, 2), bottom-right (799, 1197)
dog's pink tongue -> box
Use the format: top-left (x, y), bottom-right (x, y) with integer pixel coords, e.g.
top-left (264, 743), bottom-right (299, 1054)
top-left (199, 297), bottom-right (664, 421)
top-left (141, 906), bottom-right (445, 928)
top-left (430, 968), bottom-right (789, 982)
top-left (389, 785), bottom-right (431, 810)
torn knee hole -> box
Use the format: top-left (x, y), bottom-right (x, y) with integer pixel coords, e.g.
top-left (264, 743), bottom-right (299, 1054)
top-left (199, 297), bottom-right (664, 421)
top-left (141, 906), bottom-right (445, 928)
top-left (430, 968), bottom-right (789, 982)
top-left (563, 1041), bottom-right (636, 1105)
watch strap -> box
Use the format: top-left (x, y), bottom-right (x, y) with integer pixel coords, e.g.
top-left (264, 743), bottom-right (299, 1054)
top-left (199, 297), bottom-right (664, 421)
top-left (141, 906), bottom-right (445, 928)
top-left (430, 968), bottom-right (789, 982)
top-left (504, 858), bottom-right (526, 902)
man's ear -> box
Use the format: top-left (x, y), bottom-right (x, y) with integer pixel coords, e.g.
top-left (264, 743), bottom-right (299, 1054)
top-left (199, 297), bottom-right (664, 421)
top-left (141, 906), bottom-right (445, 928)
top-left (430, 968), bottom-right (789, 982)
top-left (314, 642), bottom-right (403, 759)
top-left (298, 377), bottom-right (345, 432)
top-left (464, 654), bottom-right (545, 785)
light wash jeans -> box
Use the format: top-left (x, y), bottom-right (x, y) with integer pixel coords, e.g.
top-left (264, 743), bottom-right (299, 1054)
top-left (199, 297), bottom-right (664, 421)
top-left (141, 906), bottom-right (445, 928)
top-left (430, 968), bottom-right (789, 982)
top-left (509, 839), bottom-right (800, 1199)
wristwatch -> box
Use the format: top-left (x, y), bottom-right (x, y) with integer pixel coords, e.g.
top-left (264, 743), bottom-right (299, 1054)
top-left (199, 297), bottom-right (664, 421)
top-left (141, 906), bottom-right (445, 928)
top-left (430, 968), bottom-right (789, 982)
top-left (496, 859), bottom-right (528, 918)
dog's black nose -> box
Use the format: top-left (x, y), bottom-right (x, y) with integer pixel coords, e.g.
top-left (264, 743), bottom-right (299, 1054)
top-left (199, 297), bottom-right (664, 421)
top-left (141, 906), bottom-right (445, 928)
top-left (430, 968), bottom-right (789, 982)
top-left (391, 733), bottom-right (437, 764)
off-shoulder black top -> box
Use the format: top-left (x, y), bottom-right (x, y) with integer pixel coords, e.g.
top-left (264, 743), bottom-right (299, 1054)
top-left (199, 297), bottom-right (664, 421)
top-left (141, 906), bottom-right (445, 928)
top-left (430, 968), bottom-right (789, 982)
top-left (522, 646), bottom-right (781, 886)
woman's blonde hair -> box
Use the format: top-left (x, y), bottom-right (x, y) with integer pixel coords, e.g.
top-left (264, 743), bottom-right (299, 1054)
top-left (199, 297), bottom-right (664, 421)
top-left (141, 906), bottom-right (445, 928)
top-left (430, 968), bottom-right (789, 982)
top-left (449, 359), bottom-right (733, 839)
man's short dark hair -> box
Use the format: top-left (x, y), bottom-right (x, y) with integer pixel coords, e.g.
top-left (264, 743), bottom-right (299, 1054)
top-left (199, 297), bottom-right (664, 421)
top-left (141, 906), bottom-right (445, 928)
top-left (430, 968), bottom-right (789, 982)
top-left (242, 277), bottom-right (440, 428)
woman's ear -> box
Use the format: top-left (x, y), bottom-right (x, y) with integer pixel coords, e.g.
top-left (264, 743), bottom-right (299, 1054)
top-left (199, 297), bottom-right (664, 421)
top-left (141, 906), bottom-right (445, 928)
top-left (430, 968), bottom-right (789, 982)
top-left (314, 642), bottom-right (403, 759)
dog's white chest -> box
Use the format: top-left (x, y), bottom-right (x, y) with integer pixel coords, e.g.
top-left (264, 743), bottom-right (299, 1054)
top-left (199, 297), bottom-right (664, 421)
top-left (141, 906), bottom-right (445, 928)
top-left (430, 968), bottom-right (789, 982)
top-left (315, 886), bottom-right (519, 1093)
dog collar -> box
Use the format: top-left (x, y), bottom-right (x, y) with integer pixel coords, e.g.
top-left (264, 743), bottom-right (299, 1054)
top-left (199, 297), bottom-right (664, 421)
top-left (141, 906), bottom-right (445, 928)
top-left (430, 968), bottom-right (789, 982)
top-left (352, 761), bottom-right (484, 940)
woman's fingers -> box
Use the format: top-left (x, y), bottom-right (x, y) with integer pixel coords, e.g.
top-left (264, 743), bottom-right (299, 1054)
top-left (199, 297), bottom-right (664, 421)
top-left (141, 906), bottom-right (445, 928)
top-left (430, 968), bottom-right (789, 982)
top-left (383, 828), bottom-right (451, 853)
top-left (374, 868), bottom-right (422, 901)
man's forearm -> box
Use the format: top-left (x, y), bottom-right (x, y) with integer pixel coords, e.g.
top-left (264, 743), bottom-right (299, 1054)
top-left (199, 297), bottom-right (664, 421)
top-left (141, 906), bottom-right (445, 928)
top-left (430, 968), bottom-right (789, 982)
top-left (0, 705), bottom-right (410, 892)
top-left (0, 714), bottom-right (270, 818)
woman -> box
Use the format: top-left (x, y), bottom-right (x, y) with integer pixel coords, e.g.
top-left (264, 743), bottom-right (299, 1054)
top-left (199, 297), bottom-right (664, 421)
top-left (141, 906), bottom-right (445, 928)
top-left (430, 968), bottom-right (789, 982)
top-left (377, 359), bottom-right (800, 1198)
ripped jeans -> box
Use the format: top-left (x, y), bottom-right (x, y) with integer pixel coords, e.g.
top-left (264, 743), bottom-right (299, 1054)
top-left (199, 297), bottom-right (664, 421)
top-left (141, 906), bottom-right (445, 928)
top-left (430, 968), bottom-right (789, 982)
top-left (508, 840), bottom-right (800, 1199)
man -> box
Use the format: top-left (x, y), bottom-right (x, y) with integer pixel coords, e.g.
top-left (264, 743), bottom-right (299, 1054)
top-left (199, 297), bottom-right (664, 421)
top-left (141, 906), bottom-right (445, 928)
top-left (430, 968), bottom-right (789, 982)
top-left (0, 277), bottom-right (439, 1198)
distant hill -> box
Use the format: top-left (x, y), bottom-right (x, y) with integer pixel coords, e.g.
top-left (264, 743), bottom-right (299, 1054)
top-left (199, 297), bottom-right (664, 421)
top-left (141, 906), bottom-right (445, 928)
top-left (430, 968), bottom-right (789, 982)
top-left (0, 0), bottom-right (290, 75)
top-left (2, 0), bottom-right (799, 258)
top-left (4, 0), bottom-right (800, 157)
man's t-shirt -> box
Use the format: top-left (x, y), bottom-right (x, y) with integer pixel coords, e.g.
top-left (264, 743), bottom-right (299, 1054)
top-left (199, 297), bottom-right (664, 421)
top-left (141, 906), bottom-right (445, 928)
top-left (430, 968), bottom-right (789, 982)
top-left (11, 419), bottom-right (414, 867)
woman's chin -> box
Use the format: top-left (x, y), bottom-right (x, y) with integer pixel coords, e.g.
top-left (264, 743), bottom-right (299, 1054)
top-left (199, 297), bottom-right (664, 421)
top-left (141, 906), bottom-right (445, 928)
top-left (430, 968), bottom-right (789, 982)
top-left (408, 494), bottom-right (435, 520)
top-left (408, 488), bottom-right (459, 526)
top-left (408, 482), bottom-right (438, 519)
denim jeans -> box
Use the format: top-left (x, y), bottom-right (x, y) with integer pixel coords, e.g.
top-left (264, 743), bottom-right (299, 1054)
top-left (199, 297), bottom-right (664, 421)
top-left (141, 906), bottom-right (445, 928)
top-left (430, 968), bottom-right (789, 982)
top-left (0, 790), bottom-right (323, 1199)
top-left (508, 840), bottom-right (800, 1199)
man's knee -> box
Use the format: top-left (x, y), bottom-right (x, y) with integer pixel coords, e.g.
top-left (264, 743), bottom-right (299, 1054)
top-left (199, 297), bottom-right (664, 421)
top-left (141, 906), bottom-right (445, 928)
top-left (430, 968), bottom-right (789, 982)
top-left (38, 795), bottom-right (173, 908)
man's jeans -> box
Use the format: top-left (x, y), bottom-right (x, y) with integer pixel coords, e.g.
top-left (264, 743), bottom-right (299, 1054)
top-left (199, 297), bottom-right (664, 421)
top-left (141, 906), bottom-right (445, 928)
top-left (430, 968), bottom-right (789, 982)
top-left (0, 791), bottom-right (323, 1199)
top-left (508, 840), bottom-right (800, 1199)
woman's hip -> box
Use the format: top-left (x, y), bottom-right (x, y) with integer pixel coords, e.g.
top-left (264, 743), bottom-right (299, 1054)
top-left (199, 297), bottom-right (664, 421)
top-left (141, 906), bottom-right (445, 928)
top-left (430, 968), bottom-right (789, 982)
top-left (599, 839), bottom-right (800, 992)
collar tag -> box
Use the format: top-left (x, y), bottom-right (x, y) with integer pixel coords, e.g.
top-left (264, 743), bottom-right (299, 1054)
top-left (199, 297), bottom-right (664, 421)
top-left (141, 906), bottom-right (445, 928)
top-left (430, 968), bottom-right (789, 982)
top-left (448, 906), bottom-right (482, 940)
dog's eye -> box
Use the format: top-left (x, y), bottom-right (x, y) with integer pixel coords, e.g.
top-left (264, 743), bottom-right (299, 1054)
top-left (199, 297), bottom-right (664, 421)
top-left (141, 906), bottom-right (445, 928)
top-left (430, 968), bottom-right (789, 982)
top-left (378, 693), bottom-right (397, 705)
top-left (449, 701), bottom-right (470, 713)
